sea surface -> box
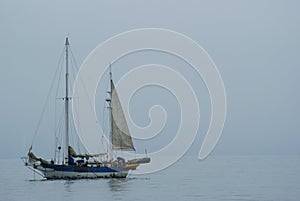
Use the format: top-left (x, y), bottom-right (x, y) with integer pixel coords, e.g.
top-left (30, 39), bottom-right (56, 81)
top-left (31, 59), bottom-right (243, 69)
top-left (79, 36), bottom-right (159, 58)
top-left (1, 155), bottom-right (299, 201)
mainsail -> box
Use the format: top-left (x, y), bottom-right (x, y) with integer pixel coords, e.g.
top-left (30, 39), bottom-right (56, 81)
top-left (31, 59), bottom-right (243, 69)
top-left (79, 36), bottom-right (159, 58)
top-left (111, 80), bottom-right (135, 150)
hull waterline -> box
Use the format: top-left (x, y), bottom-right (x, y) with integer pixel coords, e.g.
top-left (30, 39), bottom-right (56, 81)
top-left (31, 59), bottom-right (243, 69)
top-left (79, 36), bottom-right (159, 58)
top-left (35, 164), bottom-right (128, 179)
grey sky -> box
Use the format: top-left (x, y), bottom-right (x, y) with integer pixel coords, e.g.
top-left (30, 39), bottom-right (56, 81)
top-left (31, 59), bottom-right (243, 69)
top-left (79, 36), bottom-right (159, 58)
top-left (0, 0), bottom-right (299, 158)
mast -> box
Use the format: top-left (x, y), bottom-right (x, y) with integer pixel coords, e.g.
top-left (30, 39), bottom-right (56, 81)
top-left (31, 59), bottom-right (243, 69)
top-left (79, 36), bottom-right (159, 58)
top-left (64, 37), bottom-right (70, 165)
top-left (109, 64), bottom-right (113, 160)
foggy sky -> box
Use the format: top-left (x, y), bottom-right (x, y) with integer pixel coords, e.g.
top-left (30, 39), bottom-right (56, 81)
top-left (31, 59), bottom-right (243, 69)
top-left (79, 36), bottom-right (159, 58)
top-left (0, 0), bottom-right (299, 158)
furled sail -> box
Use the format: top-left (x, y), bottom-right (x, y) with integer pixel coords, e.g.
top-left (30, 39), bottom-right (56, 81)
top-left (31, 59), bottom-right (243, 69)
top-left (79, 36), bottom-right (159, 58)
top-left (68, 146), bottom-right (106, 158)
top-left (111, 81), bottom-right (135, 150)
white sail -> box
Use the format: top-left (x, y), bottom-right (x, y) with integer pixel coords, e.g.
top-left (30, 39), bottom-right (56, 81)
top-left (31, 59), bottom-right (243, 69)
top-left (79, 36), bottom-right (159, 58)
top-left (111, 81), bottom-right (135, 150)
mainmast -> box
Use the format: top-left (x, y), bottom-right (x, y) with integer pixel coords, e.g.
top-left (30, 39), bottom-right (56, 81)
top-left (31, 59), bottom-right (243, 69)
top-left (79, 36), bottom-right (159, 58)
top-left (64, 37), bottom-right (70, 165)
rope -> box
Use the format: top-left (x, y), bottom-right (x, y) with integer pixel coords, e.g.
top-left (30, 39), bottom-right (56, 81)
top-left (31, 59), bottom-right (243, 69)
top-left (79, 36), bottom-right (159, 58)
top-left (31, 47), bottom-right (65, 147)
top-left (69, 47), bottom-right (95, 123)
top-left (54, 50), bottom-right (65, 160)
top-left (69, 47), bottom-right (100, 154)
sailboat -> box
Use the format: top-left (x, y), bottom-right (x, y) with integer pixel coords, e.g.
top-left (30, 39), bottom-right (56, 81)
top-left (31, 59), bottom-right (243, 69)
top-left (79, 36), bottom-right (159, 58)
top-left (22, 38), bottom-right (150, 179)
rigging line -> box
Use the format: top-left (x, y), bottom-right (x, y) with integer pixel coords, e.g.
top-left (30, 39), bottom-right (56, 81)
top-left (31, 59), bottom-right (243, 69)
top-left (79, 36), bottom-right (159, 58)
top-left (69, 47), bottom-right (87, 153)
top-left (54, 100), bottom-right (63, 162)
top-left (98, 77), bottom-right (111, 154)
top-left (54, 98), bottom-right (57, 160)
top-left (69, 48), bottom-right (78, 80)
top-left (70, 96), bottom-right (89, 155)
top-left (31, 46), bottom-right (65, 147)
top-left (69, 47), bottom-right (80, 90)
top-left (102, 101), bottom-right (110, 150)
top-left (54, 53), bottom-right (64, 156)
top-left (54, 93), bottom-right (57, 158)
top-left (69, 47), bottom-right (96, 121)
top-left (69, 47), bottom-right (80, 71)
top-left (55, 44), bottom-right (66, 97)
top-left (55, 52), bottom-right (65, 98)
top-left (71, 117), bottom-right (80, 151)
top-left (62, 50), bottom-right (77, 150)
top-left (57, 109), bottom-right (65, 163)
top-left (69, 62), bottom-right (76, 95)
top-left (53, 54), bottom-right (64, 157)
top-left (69, 46), bottom-right (107, 154)
top-left (55, 110), bottom-right (65, 165)
top-left (53, 47), bottom-right (65, 160)
top-left (72, 100), bottom-right (97, 156)
top-left (102, 77), bottom-right (110, 133)
top-left (55, 100), bottom-right (64, 136)
top-left (71, 94), bottom-right (80, 147)
top-left (69, 51), bottom-right (78, 100)
top-left (55, 108), bottom-right (65, 152)
top-left (72, 97), bottom-right (83, 154)
top-left (101, 75), bottom-right (110, 148)
top-left (54, 100), bottom-right (63, 141)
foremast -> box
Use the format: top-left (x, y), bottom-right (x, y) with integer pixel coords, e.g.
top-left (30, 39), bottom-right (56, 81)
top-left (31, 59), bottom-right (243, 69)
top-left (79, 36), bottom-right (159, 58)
top-left (107, 64), bottom-right (135, 159)
top-left (108, 64), bottom-right (113, 161)
top-left (64, 37), bottom-right (70, 165)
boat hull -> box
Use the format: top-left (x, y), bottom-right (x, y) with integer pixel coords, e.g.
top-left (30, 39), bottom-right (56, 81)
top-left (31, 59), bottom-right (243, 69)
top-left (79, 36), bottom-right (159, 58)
top-left (34, 164), bottom-right (128, 179)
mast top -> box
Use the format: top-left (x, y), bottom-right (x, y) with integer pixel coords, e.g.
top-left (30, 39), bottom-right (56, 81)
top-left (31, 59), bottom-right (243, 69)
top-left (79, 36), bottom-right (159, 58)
top-left (65, 37), bottom-right (69, 46)
top-left (109, 63), bottom-right (112, 80)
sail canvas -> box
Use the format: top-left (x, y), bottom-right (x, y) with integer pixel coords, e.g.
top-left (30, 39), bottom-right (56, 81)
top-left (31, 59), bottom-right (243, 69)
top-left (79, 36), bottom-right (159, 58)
top-left (111, 80), bottom-right (135, 150)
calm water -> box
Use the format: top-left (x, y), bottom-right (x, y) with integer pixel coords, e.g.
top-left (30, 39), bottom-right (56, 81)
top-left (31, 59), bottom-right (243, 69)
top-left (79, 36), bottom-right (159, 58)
top-left (1, 155), bottom-right (299, 201)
